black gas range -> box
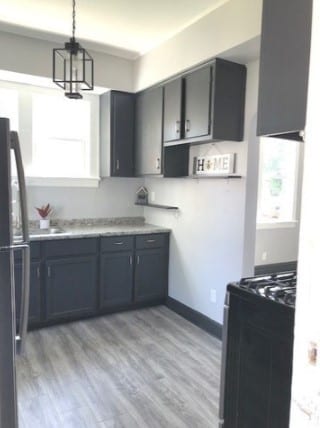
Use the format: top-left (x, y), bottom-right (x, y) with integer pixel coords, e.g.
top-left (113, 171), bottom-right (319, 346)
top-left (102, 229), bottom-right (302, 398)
top-left (239, 270), bottom-right (297, 307)
top-left (219, 271), bottom-right (296, 428)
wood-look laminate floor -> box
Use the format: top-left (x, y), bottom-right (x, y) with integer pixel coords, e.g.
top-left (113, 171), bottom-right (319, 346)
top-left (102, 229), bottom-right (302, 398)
top-left (17, 306), bottom-right (222, 428)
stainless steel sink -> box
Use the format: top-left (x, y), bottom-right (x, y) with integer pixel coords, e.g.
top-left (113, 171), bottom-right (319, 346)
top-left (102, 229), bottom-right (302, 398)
top-left (14, 227), bottom-right (66, 237)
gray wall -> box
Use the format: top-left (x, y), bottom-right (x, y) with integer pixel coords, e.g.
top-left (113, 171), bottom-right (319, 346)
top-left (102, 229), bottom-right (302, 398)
top-left (143, 60), bottom-right (259, 325)
top-left (27, 178), bottom-right (144, 220)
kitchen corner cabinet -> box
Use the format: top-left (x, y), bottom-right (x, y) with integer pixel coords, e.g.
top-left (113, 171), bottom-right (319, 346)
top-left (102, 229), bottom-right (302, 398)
top-left (135, 86), bottom-right (163, 176)
top-left (100, 91), bottom-right (135, 177)
top-left (257, 0), bottom-right (312, 140)
top-left (163, 59), bottom-right (247, 145)
top-left (134, 234), bottom-right (169, 302)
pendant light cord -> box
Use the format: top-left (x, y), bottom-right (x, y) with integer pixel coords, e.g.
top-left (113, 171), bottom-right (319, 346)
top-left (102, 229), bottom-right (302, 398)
top-left (72, 0), bottom-right (76, 39)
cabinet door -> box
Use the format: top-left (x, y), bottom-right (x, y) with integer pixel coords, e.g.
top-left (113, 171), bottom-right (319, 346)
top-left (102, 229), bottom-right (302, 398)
top-left (14, 261), bottom-right (41, 327)
top-left (100, 252), bottom-right (133, 308)
top-left (45, 256), bottom-right (97, 321)
top-left (134, 249), bottom-right (168, 302)
top-left (224, 296), bottom-right (293, 428)
top-left (111, 92), bottom-right (135, 177)
top-left (184, 66), bottom-right (212, 139)
top-left (135, 87), bottom-right (163, 175)
top-left (257, 0), bottom-right (312, 138)
top-left (163, 78), bottom-right (183, 142)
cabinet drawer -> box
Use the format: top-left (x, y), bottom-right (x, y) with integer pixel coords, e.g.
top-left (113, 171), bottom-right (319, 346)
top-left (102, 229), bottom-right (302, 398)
top-left (101, 236), bottom-right (134, 252)
top-left (43, 238), bottom-right (97, 258)
top-left (135, 234), bottom-right (167, 249)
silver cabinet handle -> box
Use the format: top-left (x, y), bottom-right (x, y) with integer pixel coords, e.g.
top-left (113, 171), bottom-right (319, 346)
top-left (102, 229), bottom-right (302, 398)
top-left (156, 158), bottom-right (161, 170)
top-left (129, 256), bottom-right (133, 265)
top-left (116, 159), bottom-right (120, 170)
top-left (185, 119), bottom-right (190, 133)
top-left (175, 120), bottom-right (180, 134)
top-left (146, 239), bottom-right (156, 243)
top-left (15, 244), bottom-right (30, 355)
top-left (137, 255), bottom-right (140, 265)
top-left (114, 242), bottom-right (124, 245)
top-left (37, 266), bottom-right (40, 278)
top-left (48, 266), bottom-right (51, 277)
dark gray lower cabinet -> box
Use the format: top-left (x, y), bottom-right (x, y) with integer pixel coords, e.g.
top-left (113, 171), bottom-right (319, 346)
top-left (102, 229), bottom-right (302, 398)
top-left (26, 234), bottom-right (169, 328)
top-left (14, 261), bottom-right (41, 327)
top-left (135, 249), bottom-right (168, 302)
top-left (45, 256), bottom-right (97, 321)
top-left (100, 252), bottom-right (133, 308)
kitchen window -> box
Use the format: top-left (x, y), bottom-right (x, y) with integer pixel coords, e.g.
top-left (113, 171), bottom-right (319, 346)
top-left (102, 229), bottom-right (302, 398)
top-left (32, 94), bottom-right (91, 178)
top-left (0, 88), bottom-right (19, 131)
top-left (0, 80), bottom-right (100, 187)
top-left (257, 137), bottom-right (301, 227)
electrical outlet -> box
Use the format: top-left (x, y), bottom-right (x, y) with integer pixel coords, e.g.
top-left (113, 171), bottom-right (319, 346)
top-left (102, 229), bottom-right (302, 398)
top-left (262, 251), bottom-right (268, 261)
top-left (150, 192), bottom-right (156, 202)
top-left (210, 289), bottom-right (217, 303)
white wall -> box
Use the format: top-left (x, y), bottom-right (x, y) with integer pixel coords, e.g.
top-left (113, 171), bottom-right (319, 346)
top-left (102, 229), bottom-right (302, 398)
top-left (27, 178), bottom-right (144, 220)
top-left (255, 227), bottom-right (300, 265)
top-left (0, 31), bottom-right (134, 92)
top-left (134, 0), bottom-right (262, 90)
top-left (291, 0), bottom-right (320, 424)
top-left (143, 60), bottom-right (259, 324)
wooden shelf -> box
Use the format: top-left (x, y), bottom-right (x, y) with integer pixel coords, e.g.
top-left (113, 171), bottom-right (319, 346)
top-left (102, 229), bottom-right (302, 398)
top-left (135, 203), bottom-right (179, 210)
top-left (190, 174), bottom-right (243, 179)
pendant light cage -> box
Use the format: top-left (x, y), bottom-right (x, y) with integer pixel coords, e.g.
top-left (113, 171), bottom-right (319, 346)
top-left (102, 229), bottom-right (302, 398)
top-left (53, 0), bottom-right (94, 99)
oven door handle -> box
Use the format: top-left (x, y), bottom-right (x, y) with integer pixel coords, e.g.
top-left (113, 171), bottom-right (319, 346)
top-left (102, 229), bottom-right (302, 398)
top-left (219, 293), bottom-right (230, 427)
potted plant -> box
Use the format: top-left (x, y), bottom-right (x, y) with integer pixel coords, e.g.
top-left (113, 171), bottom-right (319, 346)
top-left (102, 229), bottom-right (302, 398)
top-left (35, 204), bottom-right (53, 229)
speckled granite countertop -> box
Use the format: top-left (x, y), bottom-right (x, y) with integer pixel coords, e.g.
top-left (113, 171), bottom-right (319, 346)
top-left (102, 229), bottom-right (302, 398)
top-left (14, 217), bottom-right (171, 242)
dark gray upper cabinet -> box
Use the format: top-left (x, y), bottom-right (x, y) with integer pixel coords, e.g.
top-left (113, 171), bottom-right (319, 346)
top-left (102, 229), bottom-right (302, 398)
top-left (100, 91), bottom-right (135, 177)
top-left (163, 59), bottom-right (246, 147)
top-left (257, 0), bottom-right (312, 140)
top-left (163, 78), bottom-right (183, 142)
top-left (135, 86), bottom-right (163, 176)
top-left (184, 66), bottom-right (212, 139)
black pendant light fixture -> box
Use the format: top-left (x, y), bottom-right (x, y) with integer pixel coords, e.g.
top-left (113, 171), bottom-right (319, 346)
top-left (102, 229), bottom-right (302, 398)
top-left (53, 0), bottom-right (94, 99)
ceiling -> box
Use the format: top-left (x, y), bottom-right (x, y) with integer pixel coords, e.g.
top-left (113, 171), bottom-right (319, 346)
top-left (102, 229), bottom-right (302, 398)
top-left (0, 0), bottom-right (228, 59)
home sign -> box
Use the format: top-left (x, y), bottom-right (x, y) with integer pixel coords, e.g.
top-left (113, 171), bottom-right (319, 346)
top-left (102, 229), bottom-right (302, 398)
top-left (193, 154), bottom-right (236, 176)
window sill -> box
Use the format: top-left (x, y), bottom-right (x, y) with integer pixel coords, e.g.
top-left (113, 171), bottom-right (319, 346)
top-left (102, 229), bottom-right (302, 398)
top-left (25, 176), bottom-right (101, 188)
top-left (257, 220), bottom-right (299, 230)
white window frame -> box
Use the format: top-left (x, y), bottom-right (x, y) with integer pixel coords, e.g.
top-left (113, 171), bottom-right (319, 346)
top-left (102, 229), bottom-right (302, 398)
top-left (256, 137), bottom-right (301, 230)
top-left (0, 80), bottom-right (100, 188)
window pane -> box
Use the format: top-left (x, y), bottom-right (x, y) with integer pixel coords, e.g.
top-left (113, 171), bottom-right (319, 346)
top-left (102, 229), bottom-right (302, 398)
top-left (257, 138), bottom-right (299, 223)
top-left (0, 88), bottom-right (19, 131)
top-left (32, 94), bottom-right (91, 177)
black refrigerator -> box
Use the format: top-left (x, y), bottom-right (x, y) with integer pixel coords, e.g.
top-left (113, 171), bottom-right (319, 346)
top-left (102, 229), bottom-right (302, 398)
top-left (0, 117), bottom-right (30, 427)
